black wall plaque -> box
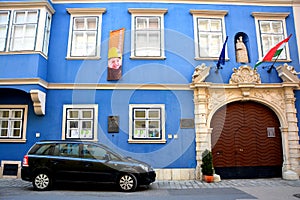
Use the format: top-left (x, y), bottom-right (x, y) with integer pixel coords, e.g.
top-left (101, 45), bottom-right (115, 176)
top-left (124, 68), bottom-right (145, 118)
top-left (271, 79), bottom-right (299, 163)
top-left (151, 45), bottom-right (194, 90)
top-left (108, 116), bottom-right (119, 133)
top-left (180, 118), bottom-right (195, 129)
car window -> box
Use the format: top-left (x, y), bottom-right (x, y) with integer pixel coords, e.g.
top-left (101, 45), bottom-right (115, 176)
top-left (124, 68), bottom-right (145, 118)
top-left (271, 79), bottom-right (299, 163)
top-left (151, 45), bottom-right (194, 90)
top-left (35, 144), bottom-right (53, 155)
top-left (54, 143), bottom-right (80, 158)
top-left (30, 144), bottom-right (53, 155)
top-left (82, 144), bottom-right (108, 160)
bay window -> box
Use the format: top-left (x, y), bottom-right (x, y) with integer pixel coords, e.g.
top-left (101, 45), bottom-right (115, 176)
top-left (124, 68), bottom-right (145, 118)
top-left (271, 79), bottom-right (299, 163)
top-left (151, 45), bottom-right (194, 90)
top-left (0, 2), bottom-right (54, 56)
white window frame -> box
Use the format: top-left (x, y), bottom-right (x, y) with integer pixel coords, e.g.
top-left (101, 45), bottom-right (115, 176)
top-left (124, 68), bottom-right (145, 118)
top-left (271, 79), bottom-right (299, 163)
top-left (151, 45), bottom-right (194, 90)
top-left (129, 104), bottom-right (166, 144)
top-left (0, 105), bottom-right (28, 143)
top-left (0, 11), bottom-right (10, 51)
top-left (128, 8), bottom-right (167, 60)
top-left (252, 12), bottom-right (291, 62)
top-left (190, 10), bottom-right (228, 60)
top-left (10, 10), bottom-right (39, 51)
top-left (42, 12), bottom-right (51, 56)
top-left (66, 8), bottom-right (106, 60)
top-left (0, 2), bottom-right (54, 57)
top-left (62, 104), bottom-right (98, 142)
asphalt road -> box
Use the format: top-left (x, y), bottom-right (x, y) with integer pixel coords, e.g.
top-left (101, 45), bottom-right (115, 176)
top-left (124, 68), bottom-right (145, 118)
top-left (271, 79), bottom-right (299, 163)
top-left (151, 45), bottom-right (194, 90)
top-left (1, 179), bottom-right (300, 200)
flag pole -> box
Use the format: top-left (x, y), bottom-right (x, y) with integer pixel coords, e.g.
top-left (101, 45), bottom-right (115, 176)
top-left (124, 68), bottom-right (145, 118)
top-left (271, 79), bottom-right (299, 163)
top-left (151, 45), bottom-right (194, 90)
top-left (267, 53), bottom-right (281, 73)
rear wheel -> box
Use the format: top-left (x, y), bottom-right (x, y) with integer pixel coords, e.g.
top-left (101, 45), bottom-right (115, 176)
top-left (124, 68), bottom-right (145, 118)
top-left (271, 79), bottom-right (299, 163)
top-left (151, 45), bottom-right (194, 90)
top-left (32, 172), bottom-right (52, 191)
top-left (118, 173), bottom-right (137, 192)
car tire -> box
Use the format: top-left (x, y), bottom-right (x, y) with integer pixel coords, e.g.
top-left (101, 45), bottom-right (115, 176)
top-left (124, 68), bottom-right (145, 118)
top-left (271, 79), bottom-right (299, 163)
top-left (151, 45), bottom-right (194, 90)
top-left (118, 173), bottom-right (137, 192)
top-left (32, 172), bottom-right (52, 191)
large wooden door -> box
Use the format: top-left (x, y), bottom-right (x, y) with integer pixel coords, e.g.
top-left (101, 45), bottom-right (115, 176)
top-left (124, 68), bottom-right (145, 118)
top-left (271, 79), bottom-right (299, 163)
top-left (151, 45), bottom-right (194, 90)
top-left (211, 101), bottom-right (283, 179)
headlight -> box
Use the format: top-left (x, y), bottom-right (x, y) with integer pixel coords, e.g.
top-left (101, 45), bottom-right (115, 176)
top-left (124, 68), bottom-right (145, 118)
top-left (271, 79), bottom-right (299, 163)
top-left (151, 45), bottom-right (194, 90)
top-left (139, 164), bottom-right (150, 172)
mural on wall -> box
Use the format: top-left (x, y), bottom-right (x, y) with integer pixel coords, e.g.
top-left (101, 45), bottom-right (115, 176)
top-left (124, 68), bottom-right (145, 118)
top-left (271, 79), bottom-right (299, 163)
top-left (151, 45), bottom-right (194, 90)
top-left (107, 28), bottom-right (125, 80)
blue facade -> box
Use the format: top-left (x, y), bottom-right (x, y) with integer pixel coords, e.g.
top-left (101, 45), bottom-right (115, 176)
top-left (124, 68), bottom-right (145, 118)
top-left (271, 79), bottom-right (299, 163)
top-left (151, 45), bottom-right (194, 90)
top-left (0, 0), bottom-right (299, 178)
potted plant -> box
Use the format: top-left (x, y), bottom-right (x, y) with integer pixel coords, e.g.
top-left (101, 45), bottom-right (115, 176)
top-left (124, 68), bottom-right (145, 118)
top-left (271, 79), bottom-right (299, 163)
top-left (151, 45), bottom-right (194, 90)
top-left (201, 149), bottom-right (214, 183)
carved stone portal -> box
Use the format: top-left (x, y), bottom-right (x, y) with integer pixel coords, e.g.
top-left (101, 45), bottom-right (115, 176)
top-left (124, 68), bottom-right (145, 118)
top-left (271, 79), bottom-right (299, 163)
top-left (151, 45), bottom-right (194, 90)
top-left (229, 65), bottom-right (261, 84)
top-left (190, 65), bottom-right (300, 180)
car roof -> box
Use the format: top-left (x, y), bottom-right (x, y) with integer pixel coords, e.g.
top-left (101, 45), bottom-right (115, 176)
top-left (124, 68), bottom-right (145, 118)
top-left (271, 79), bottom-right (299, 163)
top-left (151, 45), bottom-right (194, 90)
top-left (36, 140), bottom-right (106, 147)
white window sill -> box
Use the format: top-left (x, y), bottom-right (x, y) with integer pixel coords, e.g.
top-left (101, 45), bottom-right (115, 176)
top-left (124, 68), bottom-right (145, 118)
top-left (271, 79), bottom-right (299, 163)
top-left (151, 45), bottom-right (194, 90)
top-left (66, 56), bottom-right (101, 60)
top-left (0, 51), bottom-right (48, 59)
top-left (0, 139), bottom-right (26, 143)
top-left (130, 56), bottom-right (166, 60)
top-left (128, 139), bottom-right (166, 144)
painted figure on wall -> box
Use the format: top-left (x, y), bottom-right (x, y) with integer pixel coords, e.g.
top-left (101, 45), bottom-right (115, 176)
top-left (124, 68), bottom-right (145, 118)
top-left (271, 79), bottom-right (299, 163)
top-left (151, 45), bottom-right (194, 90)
top-left (235, 36), bottom-right (249, 63)
top-left (107, 47), bottom-right (122, 80)
top-left (107, 28), bottom-right (125, 81)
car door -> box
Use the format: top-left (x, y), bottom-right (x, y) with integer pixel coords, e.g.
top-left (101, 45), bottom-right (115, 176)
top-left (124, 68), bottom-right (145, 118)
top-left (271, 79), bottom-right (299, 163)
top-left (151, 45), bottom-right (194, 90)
top-left (80, 144), bottom-right (119, 183)
top-left (50, 143), bottom-right (83, 182)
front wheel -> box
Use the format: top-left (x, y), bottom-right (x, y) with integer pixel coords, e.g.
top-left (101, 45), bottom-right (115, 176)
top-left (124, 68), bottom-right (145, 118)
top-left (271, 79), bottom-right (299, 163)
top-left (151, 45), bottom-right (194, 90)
top-left (118, 173), bottom-right (137, 192)
top-left (32, 172), bottom-right (52, 191)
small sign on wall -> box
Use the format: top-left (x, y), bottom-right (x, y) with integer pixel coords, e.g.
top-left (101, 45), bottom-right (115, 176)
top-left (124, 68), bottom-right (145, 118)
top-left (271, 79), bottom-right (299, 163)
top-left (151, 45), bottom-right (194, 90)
top-left (267, 127), bottom-right (275, 137)
top-left (180, 118), bottom-right (195, 129)
top-left (108, 116), bottom-right (119, 133)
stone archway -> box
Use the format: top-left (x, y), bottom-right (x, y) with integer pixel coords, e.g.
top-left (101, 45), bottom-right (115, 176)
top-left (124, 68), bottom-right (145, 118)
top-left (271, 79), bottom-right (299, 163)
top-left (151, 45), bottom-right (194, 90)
top-left (191, 64), bottom-right (300, 180)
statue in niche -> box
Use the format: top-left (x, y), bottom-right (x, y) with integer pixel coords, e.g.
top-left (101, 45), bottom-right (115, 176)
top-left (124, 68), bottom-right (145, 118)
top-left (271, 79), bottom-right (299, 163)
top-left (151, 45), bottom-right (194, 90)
top-left (235, 36), bottom-right (249, 63)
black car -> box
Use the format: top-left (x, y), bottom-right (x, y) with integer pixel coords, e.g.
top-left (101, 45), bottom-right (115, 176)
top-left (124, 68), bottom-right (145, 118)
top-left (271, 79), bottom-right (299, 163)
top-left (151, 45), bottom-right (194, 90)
top-left (21, 140), bottom-right (156, 192)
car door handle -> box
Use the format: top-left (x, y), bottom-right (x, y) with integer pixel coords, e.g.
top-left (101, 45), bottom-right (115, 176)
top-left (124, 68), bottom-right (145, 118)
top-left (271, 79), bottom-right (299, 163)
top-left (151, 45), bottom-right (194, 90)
top-left (84, 163), bottom-right (92, 167)
top-left (50, 161), bottom-right (58, 165)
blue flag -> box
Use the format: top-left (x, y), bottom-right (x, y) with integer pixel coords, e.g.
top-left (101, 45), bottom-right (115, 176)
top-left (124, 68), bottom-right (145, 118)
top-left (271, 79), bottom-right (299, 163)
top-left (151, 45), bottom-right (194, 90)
top-left (216, 36), bottom-right (228, 70)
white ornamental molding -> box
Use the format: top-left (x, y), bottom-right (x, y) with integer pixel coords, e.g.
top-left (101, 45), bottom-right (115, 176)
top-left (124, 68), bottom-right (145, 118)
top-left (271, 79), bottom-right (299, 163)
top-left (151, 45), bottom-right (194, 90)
top-left (229, 65), bottom-right (261, 84)
top-left (30, 89), bottom-right (46, 115)
top-left (276, 63), bottom-right (300, 83)
top-left (192, 63), bottom-right (211, 83)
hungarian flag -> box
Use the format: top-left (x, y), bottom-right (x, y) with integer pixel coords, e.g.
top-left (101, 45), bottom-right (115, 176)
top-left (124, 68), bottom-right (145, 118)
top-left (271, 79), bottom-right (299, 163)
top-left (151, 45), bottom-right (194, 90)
top-left (254, 34), bottom-right (292, 69)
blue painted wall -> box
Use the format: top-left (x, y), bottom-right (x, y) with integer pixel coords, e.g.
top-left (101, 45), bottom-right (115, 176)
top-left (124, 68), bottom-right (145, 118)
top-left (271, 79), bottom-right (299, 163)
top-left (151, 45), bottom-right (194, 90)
top-left (0, 1), bottom-right (299, 169)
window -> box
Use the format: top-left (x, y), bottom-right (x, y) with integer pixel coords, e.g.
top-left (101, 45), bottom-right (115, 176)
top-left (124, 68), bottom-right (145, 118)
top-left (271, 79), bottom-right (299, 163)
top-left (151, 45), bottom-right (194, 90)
top-left (128, 8), bottom-right (167, 59)
top-left (129, 104), bottom-right (166, 143)
top-left (66, 8), bottom-right (106, 59)
top-left (0, 2), bottom-right (54, 56)
top-left (190, 10), bottom-right (228, 60)
top-left (10, 10), bottom-right (38, 51)
top-left (55, 143), bottom-right (80, 158)
top-left (0, 105), bottom-right (28, 143)
top-left (62, 105), bottom-right (98, 141)
top-left (252, 12), bottom-right (290, 61)
top-left (42, 13), bottom-right (51, 55)
top-left (0, 11), bottom-right (10, 51)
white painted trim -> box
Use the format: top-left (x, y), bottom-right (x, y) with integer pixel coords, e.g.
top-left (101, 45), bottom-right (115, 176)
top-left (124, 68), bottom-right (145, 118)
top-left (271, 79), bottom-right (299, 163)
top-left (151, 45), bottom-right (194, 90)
top-left (129, 8), bottom-right (167, 59)
top-left (66, 8), bottom-right (106, 59)
top-left (50, 0), bottom-right (300, 6)
top-left (0, 105), bottom-right (28, 143)
top-left (190, 10), bottom-right (228, 60)
top-left (293, 5), bottom-right (300, 64)
top-left (30, 90), bottom-right (46, 115)
top-left (128, 104), bottom-right (166, 144)
top-left (0, 160), bottom-right (22, 179)
top-left (252, 12), bottom-right (291, 62)
top-left (0, 78), bottom-right (193, 90)
top-left (61, 104), bottom-right (98, 142)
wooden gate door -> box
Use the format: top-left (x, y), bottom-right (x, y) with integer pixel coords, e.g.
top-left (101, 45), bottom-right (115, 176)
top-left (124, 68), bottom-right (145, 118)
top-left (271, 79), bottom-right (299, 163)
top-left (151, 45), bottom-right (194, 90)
top-left (211, 101), bottom-right (283, 179)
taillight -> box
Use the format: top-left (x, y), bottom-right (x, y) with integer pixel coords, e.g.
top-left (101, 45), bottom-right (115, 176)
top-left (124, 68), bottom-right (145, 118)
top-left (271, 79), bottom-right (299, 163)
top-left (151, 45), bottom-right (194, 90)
top-left (22, 155), bottom-right (29, 167)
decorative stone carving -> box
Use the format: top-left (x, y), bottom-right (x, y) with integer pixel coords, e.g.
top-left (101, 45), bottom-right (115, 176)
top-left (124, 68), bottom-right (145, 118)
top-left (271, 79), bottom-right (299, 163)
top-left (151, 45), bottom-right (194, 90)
top-left (30, 89), bottom-right (46, 115)
top-left (276, 63), bottom-right (300, 83)
top-left (192, 63), bottom-right (211, 83)
top-left (229, 65), bottom-right (261, 84)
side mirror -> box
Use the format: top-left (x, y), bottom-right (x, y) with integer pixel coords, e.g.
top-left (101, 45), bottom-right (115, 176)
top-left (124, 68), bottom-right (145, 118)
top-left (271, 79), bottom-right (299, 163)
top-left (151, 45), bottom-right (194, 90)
top-left (104, 154), bottom-right (110, 162)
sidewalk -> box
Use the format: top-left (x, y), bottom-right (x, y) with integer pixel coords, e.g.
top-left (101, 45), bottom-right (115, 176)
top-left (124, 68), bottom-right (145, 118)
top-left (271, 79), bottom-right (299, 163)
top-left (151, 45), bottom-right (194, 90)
top-left (0, 177), bottom-right (299, 189)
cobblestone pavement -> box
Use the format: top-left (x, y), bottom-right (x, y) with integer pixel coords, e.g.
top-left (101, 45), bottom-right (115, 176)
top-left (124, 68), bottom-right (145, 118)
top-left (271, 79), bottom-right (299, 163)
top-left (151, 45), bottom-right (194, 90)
top-left (0, 178), bottom-right (299, 190)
